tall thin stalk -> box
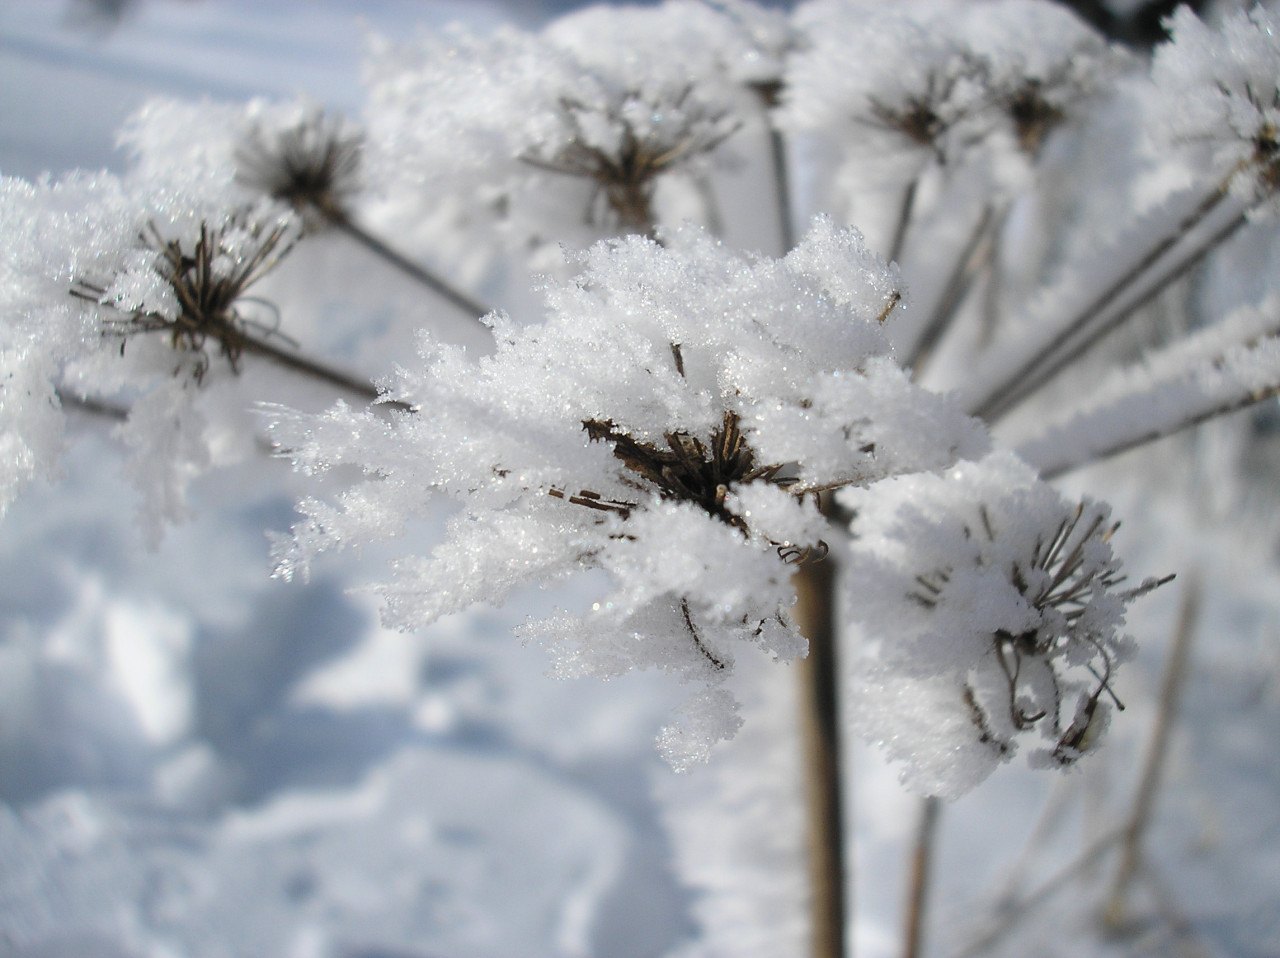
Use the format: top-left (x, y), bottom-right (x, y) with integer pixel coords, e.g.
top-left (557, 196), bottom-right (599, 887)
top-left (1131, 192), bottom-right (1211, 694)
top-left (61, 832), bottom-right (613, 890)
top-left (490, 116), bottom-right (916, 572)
top-left (764, 92), bottom-right (850, 955)
top-left (984, 203), bottom-right (1250, 423)
top-left (1103, 573), bottom-right (1201, 930)
top-left (794, 552), bottom-right (848, 958)
top-left (329, 214), bottom-right (493, 321)
top-left (902, 796), bottom-right (942, 958)
top-left (907, 204), bottom-right (996, 376)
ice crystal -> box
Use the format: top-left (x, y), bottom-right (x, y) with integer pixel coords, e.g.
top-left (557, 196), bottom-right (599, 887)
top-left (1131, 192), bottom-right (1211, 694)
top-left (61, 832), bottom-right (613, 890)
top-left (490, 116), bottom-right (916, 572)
top-left (269, 219), bottom-right (985, 764)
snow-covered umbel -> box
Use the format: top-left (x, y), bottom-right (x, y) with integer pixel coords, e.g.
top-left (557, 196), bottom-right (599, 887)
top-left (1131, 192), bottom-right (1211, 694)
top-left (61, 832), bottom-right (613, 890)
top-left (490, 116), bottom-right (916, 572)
top-left (0, 167), bottom-right (299, 539)
top-left (1146, 4), bottom-right (1280, 214)
top-left (783, 0), bottom-right (1120, 170)
top-left (844, 453), bottom-right (1169, 799)
top-left (268, 219), bottom-right (985, 765)
top-left (360, 2), bottom-right (770, 270)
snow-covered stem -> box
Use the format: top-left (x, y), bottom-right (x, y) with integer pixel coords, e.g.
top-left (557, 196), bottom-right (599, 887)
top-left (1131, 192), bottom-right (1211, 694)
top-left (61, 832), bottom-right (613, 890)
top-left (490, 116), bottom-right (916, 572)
top-left (966, 184), bottom-right (1234, 422)
top-left (1030, 374), bottom-right (1280, 479)
top-left (1103, 572), bottom-right (1201, 931)
top-left (905, 202), bottom-right (996, 376)
top-left (983, 201), bottom-right (1252, 424)
top-left (901, 795), bottom-right (941, 958)
top-left (1017, 300), bottom-right (1280, 478)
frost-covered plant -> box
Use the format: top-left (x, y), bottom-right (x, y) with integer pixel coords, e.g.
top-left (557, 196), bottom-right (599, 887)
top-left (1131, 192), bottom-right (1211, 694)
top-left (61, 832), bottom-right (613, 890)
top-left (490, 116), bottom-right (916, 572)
top-left (268, 218), bottom-right (985, 766)
top-left (361, 3), bottom-right (763, 268)
top-left (783, 0), bottom-right (1124, 204)
top-left (9, 3), bottom-right (1280, 955)
top-left (71, 208), bottom-right (299, 383)
top-left (844, 453), bottom-right (1170, 798)
top-left (1148, 4), bottom-right (1280, 208)
top-left (234, 104), bottom-right (364, 229)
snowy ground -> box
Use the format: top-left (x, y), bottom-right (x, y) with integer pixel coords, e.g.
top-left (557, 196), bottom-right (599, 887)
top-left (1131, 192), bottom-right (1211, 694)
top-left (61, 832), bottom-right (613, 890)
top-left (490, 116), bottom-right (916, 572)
top-left (2, 2), bottom-right (1278, 957)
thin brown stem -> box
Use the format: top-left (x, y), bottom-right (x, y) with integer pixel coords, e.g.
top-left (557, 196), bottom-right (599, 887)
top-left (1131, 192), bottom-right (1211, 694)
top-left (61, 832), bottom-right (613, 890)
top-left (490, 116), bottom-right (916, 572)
top-left (56, 389), bottom-right (129, 422)
top-left (329, 213), bottom-right (492, 322)
top-left (902, 796), bottom-right (942, 958)
top-left (1103, 573), bottom-right (1201, 930)
top-left (888, 174), bottom-right (921, 265)
top-left (771, 125), bottom-right (795, 255)
top-left (236, 331), bottom-right (399, 406)
top-left (793, 538), bottom-right (848, 958)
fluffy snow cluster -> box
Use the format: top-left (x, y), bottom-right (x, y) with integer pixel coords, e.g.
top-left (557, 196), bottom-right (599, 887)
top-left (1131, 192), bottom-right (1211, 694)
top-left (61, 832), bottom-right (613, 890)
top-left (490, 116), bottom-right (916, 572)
top-left (843, 452), bottom-right (1168, 798)
top-left (268, 219), bottom-right (985, 767)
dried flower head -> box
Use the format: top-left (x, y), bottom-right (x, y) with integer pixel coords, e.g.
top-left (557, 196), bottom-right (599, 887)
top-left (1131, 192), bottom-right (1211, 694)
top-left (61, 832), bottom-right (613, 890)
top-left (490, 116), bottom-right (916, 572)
top-left (845, 452), bottom-right (1170, 798)
top-left (361, 14), bottom-right (749, 268)
top-left (520, 87), bottom-right (740, 235)
top-left (959, 0), bottom-right (1123, 157)
top-left (234, 106), bottom-right (364, 227)
top-left (72, 206), bottom-right (298, 382)
top-left (783, 2), bottom-right (986, 165)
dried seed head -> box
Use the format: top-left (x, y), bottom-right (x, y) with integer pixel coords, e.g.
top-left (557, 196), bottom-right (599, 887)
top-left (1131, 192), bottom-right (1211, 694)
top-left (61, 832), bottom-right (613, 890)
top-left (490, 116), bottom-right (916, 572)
top-left (235, 107), bottom-right (363, 227)
top-left (1003, 79), bottom-right (1066, 156)
top-left (913, 498), bottom-right (1172, 766)
top-left (72, 209), bottom-right (299, 382)
top-left (520, 89), bottom-right (739, 234)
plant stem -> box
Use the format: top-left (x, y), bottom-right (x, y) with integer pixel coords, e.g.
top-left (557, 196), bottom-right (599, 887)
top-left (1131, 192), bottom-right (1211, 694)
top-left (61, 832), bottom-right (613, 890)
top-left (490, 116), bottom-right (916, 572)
top-left (1026, 373), bottom-right (1280, 480)
top-left (770, 125), bottom-right (796, 254)
top-left (968, 185), bottom-right (1231, 422)
top-left (907, 204), bottom-right (995, 377)
top-left (901, 796), bottom-right (941, 958)
top-left (237, 332), bottom-right (410, 410)
top-left (329, 213), bottom-right (493, 322)
top-left (793, 547), bottom-right (848, 958)
top-left (56, 389), bottom-right (129, 422)
top-left (987, 205), bottom-right (1250, 424)
top-left (1103, 573), bottom-right (1201, 930)
top-left (888, 174), bottom-right (921, 265)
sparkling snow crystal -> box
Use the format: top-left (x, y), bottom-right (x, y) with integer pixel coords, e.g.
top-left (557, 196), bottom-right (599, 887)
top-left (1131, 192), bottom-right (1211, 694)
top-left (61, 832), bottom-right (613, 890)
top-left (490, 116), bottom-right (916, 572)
top-left (268, 219), bottom-right (985, 765)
